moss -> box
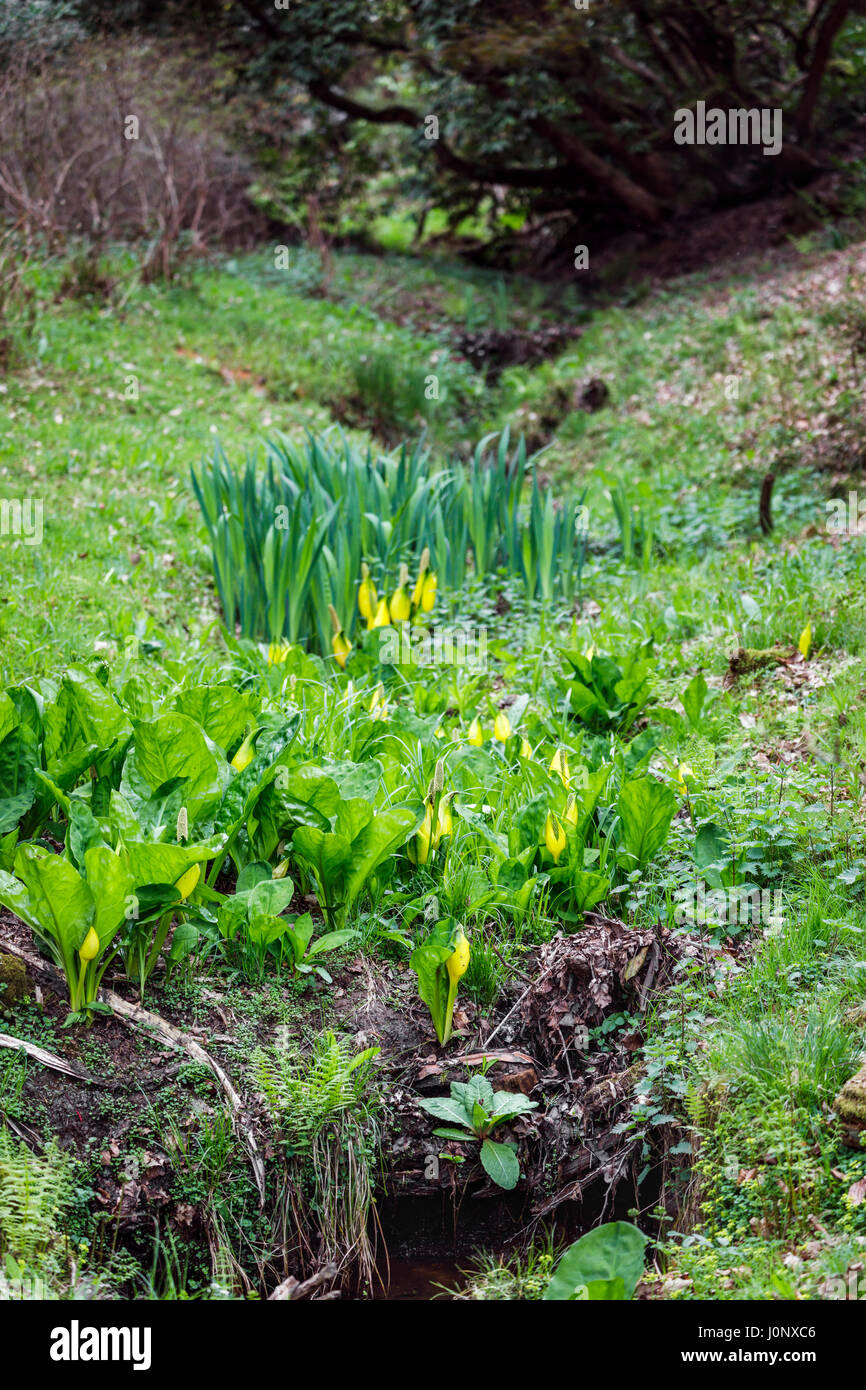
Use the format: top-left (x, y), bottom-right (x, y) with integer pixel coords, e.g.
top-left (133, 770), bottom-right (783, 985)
top-left (835, 1064), bottom-right (866, 1133)
top-left (0, 954), bottom-right (30, 1014)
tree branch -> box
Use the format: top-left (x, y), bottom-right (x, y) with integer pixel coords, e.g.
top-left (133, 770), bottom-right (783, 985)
top-left (795, 0), bottom-right (855, 140)
top-left (308, 81), bottom-right (574, 190)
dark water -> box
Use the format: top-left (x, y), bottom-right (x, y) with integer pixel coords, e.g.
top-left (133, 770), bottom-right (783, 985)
top-left (373, 1255), bottom-right (462, 1301)
top-left (370, 1193), bottom-right (526, 1300)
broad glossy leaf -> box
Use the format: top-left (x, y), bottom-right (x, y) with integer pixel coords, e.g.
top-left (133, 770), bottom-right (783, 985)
top-left (480, 1139), bottom-right (520, 1190)
top-left (123, 836), bottom-right (224, 888)
top-left (83, 846), bottom-right (135, 948)
top-left (121, 714), bottom-right (228, 826)
top-left (248, 877), bottom-right (296, 918)
top-left (11, 845), bottom-right (94, 957)
top-left (173, 685), bottom-right (251, 754)
top-left (43, 668), bottom-right (130, 779)
top-left (543, 1221), bottom-right (648, 1301)
top-left (0, 724), bottom-right (38, 833)
top-left (341, 805), bottom-right (418, 909)
top-left (417, 1096), bottom-right (474, 1129)
top-left (617, 777), bottom-right (676, 866)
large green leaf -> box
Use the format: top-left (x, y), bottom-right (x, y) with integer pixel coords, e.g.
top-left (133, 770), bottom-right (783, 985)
top-left (0, 724), bottom-right (38, 833)
top-left (617, 777), bottom-right (676, 866)
top-left (0, 691), bottom-right (18, 744)
top-left (123, 836), bottom-right (225, 888)
top-left (544, 1221), bottom-right (649, 1301)
top-left (173, 685), bottom-right (252, 755)
top-left (8, 845), bottom-right (94, 963)
top-left (480, 1139), bottom-right (520, 1190)
top-left (410, 918), bottom-right (459, 1044)
top-left (341, 805), bottom-right (419, 908)
top-left (43, 668), bottom-right (130, 779)
top-left (83, 846), bottom-right (135, 949)
top-left (120, 713), bottom-right (228, 827)
top-left (417, 1095), bottom-right (474, 1129)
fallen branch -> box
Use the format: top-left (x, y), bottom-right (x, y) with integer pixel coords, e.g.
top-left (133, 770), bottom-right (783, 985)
top-left (0, 1030), bottom-right (94, 1083)
top-left (269, 1264), bottom-right (339, 1301)
top-left (102, 989), bottom-right (266, 1207)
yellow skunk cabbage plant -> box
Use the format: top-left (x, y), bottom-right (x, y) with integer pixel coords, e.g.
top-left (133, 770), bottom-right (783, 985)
top-left (328, 605), bottom-right (352, 670)
top-left (358, 562), bottom-right (378, 626)
top-left (411, 547), bottom-right (430, 614)
top-left (545, 810), bottom-right (567, 864)
top-left (231, 728), bottom-right (257, 773)
top-left (389, 564), bottom-right (412, 622)
top-left (493, 711), bottom-right (512, 742)
top-left (410, 917), bottom-right (469, 1046)
top-left (0, 843), bottom-right (135, 1022)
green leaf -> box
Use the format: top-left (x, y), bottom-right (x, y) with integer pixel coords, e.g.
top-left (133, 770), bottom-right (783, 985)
top-left (480, 1138), bottom-right (520, 1190)
top-left (617, 777), bottom-right (676, 866)
top-left (8, 845), bottom-right (94, 963)
top-left (120, 713), bottom-right (228, 829)
top-left (247, 877), bottom-right (296, 918)
top-left (0, 724), bottom-right (38, 835)
top-left (43, 667), bottom-right (130, 780)
top-left (123, 836), bottom-right (224, 888)
top-left (307, 928), bottom-right (357, 955)
top-left (173, 685), bottom-right (251, 754)
top-left (410, 918), bottom-right (459, 1044)
top-left (417, 1096), bottom-right (474, 1129)
top-left (167, 920), bottom-right (199, 964)
top-left (695, 821), bottom-right (730, 870)
top-left (681, 672), bottom-right (709, 729)
top-left (543, 1221), bottom-right (649, 1301)
top-left (83, 846), bottom-right (135, 950)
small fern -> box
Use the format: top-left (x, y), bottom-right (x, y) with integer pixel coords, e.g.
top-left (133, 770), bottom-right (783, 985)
top-left (253, 1031), bottom-right (380, 1155)
top-left (0, 1130), bottom-right (72, 1296)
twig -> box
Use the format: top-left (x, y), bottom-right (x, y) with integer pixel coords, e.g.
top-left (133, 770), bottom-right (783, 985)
top-left (482, 960), bottom-right (559, 1051)
top-left (0, 1031), bottom-right (94, 1083)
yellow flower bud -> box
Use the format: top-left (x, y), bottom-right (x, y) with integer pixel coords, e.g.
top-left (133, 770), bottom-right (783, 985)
top-left (467, 717), bottom-right (483, 746)
top-left (565, 792), bottom-right (579, 827)
top-left (545, 810), bottom-right (567, 864)
top-left (78, 927), bottom-right (100, 963)
top-left (420, 571), bottom-right (437, 613)
top-left (267, 641), bottom-right (291, 665)
top-left (798, 622), bottom-right (812, 660)
top-left (371, 597), bottom-right (391, 628)
top-left (446, 926), bottom-right (470, 985)
top-left (549, 747), bottom-right (571, 788)
top-left (520, 737), bottom-right (532, 759)
top-left (358, 562), bottom-right (377, 623)
top-left (389, 563), bottom-right (412, 622)
top-left (410, 802), bottom-right (435, 866)
top-left (328, 604), bottom-right (352, 670)
top-left (493, 711), bottom-right (512, 742)
top-left (411, 548), bottom-right (431, 611)
top-left (175, 862), bottom-right (201, 902)
top-left (231, 730), bottom-right (256, 772)
top-left (437, 793), bottom-right (454, 841)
